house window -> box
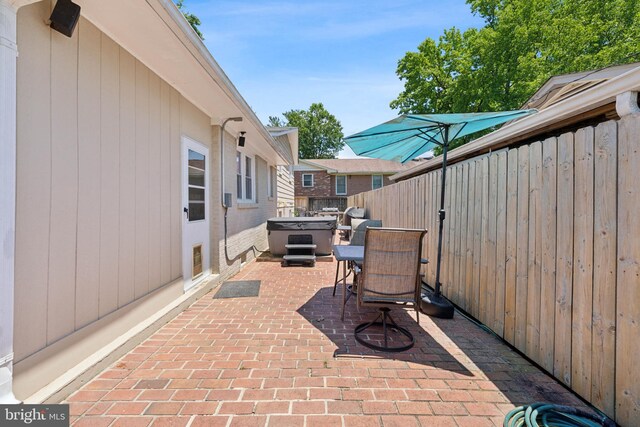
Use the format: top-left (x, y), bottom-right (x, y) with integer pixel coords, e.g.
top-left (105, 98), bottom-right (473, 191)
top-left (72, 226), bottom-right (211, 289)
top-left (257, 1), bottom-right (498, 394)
top-left (302, 173), bottom-right (314, 187)
top-left (236, 152), bottom-right (242, 199)
top-left (372, 174), bottom-right (383, 190)
top-left (245, 156), bottom-right (253, 200)
top-left (336, 175), bottom-right (347, 195)
top-left (268, 166), bottom-right (276, 198)
top-left (236, 151), bottom-right (255, 202)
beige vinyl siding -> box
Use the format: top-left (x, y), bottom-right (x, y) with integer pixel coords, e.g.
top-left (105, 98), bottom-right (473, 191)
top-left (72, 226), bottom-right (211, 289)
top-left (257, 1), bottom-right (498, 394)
top-left (170, 87), bottom-right (183, 281)
top-left (15, 0), bottom-right (51, 357)
top-left (148, 71), bottom-right (162, 298)
top-left (117, 46), bottom-right (136, 309)
top-left (134, 59), bottom-right (150, 300)
top-left (277, 166), bottom-right (295, 217)
top-left (48, 0), bottom-right (78, 349)
top-left (14, 4), bottom-right (211, 363)
top-left (76, 20), bottom-right (101, 329)
top-left (99, 31), bottom-right (120, 318)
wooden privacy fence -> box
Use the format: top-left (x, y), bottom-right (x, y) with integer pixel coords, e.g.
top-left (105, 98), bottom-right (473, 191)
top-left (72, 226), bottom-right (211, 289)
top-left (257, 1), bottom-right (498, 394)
top-left (348, 116), bottom-right (639, 426)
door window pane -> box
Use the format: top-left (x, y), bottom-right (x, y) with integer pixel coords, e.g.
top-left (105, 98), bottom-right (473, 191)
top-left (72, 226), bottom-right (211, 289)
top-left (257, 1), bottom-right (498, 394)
top-left (188, 202), bottom-right (205, 221)
top-left (189, 167), bottom-right (205, 187)
top-left (189, 187), bottom-right (205, 201)
top-left (188, 150), bottom-right (205, 168)
top-left (188, 149), bottom-right (206, 222)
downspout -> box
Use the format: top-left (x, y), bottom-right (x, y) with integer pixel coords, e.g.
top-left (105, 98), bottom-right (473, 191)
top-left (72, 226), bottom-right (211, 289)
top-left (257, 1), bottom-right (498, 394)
top-left (220, 117), bottom-right (243, 208)
top-left (0, 0), bottom-right (20, 404)
top-left (219, 117), bottom-right (242, 262)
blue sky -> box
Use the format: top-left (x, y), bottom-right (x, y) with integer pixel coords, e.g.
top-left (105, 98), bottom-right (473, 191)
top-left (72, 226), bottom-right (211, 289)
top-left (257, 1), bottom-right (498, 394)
top-left (184, 0), bottom-right (484, 158)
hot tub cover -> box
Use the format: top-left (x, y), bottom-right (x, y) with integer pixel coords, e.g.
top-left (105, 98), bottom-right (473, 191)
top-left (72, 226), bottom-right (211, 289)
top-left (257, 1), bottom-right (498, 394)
top-left (346, 208), bottom-right (365, 219)
top-left (267, 217), bottom-right (337, 231)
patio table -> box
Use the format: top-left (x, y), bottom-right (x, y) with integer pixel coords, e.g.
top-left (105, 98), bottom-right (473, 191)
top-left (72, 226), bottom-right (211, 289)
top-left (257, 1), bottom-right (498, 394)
top-left (332, 245), bottom-right (364, 320)
top-left (336, 225), bottom-right (351, 245)
top-left (333, 244), bottom-right (428, 320)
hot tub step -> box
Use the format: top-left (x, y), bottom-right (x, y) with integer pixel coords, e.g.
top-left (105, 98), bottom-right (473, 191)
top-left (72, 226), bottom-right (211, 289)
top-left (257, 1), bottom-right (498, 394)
top-left (285, 244), bottom-right (317, 249)
top-left (282, 254), bottom-right (316, 266)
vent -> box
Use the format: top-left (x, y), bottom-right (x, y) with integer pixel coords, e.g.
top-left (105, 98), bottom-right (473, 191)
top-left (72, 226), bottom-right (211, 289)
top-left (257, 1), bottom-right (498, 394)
top-left (192, 244), bottom-right (203, 279)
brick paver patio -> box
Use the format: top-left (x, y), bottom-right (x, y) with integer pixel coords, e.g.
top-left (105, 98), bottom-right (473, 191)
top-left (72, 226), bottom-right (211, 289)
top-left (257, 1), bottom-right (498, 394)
top-left (66, 254), bottom-right (585, 426)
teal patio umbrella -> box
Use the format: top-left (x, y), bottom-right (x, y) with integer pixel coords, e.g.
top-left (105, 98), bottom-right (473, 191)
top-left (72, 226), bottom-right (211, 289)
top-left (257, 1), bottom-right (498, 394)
top-left (345, 110), bottom-right (536, 317)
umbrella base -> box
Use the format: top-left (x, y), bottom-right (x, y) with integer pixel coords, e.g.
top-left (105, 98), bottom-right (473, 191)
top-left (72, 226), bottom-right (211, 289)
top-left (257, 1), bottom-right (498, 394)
top-left (421, 289), bottom-right (454, 319)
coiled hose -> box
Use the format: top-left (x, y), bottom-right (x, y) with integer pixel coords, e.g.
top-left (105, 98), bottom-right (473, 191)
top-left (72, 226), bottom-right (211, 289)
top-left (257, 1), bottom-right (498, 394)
top-left (504, 403), bottom-right (616, 427)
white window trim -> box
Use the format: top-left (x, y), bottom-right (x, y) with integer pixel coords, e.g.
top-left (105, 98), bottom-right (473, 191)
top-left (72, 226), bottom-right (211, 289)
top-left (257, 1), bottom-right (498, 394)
top-left (268, 165), bottom-right (276, 199)
top-left (335, 175), bottom-right (347, 195)
top-left (302, 173), bottom-right (314, 187)
top-left (372, 174), bottom-right (383, 190)
top-left (236, 150), bottom-right (256, 203)
top-left (236, 152), bottom-right (242, 200)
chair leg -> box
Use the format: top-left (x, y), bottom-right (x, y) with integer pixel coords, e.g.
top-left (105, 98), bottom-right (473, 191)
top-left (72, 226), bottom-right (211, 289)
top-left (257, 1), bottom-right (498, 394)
top-left (354, 307), bottom-right (415, 352)
top-left (332, 260), bottom-right (340, 296)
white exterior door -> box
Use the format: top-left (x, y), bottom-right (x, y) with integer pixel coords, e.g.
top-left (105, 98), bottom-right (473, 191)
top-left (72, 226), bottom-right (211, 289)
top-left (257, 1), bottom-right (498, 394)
top-left (182, 137), bottom-right (210, 291)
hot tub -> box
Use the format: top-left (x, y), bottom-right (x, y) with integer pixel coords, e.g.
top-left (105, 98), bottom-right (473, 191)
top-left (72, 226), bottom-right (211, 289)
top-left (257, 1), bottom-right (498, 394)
top-left (267, 217), bottom-right (337, 256)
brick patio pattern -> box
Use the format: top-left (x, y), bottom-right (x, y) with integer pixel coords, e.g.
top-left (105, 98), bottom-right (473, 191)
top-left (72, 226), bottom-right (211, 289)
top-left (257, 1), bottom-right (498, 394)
top-left (65, 255), bottom-right (586, 426)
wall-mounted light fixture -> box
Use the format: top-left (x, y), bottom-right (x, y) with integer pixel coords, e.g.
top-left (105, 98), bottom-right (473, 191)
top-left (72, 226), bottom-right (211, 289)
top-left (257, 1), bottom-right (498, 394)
top-left (49, 0), bottom-right (81, 38)
top-left (238, 132), bottom-right (246, 147)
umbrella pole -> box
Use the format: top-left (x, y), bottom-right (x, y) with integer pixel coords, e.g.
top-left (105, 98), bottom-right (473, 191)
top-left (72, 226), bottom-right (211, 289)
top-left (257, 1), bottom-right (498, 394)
top-left (433, 126), bottom-right (449, 297)
top-left (421, 125), bottom-right (454, 319)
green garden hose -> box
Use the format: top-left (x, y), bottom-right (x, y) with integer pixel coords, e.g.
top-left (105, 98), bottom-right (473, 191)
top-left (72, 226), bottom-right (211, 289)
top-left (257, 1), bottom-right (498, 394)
top-left (503, 403), bottom-right (616, 427)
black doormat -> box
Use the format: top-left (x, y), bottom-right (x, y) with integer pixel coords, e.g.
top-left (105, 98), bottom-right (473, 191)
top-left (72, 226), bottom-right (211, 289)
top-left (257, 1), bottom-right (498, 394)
top-left (213, 280), bottom-right (261, 299)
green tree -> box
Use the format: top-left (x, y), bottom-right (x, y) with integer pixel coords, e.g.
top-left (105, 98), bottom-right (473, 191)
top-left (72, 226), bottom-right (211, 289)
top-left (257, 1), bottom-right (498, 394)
top-left (267, 116), bottom-right (286, 127)
top-left (392, 0), bottom-right (640, 153)
top-left (269, 103), bottom-right (344, 159)
top-left (175, 0), bottom-right (204, 40)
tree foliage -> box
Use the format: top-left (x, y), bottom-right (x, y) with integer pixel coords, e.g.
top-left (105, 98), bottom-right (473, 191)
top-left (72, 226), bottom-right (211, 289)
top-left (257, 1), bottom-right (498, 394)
top-left (269, 103), bottom-right (344, 159)
top-left (392, 0), bottom-right (640, 135)
top-left (175, 0), bottom-right (204, 40)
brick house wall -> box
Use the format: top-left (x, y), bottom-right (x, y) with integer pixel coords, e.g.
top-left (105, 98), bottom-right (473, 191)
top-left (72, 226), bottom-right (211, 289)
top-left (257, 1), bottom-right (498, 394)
top-left (346, 175), bottom-right (393, 195)
top-left (294, 171), bottom-right (393, 198)
top-left (294, 170), bottom-right (332, 197)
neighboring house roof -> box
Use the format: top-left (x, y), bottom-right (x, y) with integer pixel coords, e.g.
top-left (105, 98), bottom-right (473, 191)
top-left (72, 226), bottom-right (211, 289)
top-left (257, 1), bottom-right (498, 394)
top-left (392, 63), bottom-right (640, 182)
top-left (523, 62), bottom-right (640, 111)
top-left (297, 158), bottom-right (413, 175)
